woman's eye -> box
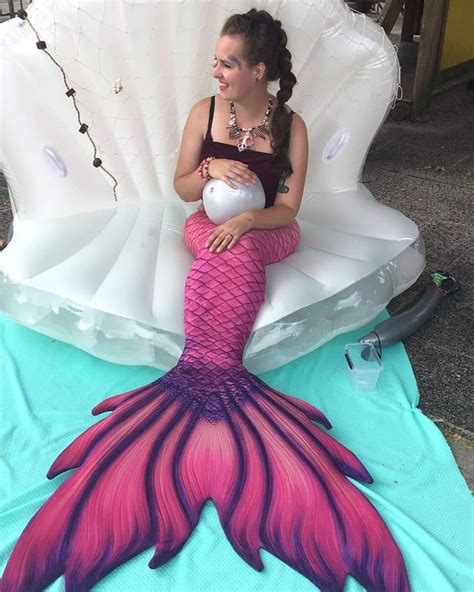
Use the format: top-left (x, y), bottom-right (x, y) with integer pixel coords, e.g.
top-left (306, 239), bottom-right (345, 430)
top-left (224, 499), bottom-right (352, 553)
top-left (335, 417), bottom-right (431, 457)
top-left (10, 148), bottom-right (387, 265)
top-left (212, 60), bottom-right (230, 68)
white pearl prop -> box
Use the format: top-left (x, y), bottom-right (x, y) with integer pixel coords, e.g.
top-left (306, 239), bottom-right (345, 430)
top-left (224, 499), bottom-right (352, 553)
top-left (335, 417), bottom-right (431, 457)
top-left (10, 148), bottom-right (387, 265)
top-left (202, 176), bottom-right (266, 225)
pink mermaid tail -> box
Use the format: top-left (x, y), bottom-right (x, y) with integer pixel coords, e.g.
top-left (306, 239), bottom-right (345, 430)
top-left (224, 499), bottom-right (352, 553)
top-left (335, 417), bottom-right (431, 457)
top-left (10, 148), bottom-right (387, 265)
top-left (1, 210), bottom-right (410, 592)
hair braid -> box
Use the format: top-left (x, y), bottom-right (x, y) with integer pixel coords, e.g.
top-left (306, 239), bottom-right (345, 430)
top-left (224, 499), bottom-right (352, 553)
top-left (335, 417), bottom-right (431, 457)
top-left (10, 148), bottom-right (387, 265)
top-left (221, 9), bottom-right (297, 179)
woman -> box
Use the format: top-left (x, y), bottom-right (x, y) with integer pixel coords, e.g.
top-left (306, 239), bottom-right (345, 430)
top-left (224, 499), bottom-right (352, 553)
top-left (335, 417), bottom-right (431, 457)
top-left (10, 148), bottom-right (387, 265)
top-left (174, 10), bottom-right (308, 255)
top-left (0, 10), bottom-right (409, 592)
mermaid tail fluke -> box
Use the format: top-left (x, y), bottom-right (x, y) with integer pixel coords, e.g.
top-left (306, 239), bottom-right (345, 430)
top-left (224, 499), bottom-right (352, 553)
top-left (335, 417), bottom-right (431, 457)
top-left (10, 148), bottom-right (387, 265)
top-left (1, 365), bottom-right (408, 592)
top-left (1, 211), bottom-right (409, 591)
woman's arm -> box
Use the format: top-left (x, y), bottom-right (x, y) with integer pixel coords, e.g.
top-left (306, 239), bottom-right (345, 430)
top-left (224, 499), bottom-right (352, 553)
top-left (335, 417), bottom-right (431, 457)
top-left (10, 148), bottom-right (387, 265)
top-left (173, 99), bottom-right (210, 202)
top-left (245, 113), bottom-right (309, 229)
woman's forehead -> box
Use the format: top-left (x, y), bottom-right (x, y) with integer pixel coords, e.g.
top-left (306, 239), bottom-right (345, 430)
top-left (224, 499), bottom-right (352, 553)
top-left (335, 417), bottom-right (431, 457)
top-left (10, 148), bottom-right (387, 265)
top-left (215, 35), bottom-right (244, 62)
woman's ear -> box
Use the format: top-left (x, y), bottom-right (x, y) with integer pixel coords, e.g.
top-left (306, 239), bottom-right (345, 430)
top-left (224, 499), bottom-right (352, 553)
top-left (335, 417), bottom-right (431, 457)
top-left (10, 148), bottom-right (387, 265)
top-left (254, 62), bottom-right (266, 81)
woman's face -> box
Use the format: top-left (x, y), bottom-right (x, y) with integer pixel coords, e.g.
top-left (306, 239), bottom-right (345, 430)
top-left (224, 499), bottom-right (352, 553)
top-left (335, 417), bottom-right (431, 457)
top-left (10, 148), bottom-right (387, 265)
top-left (213, 35), bottom-right (257, 101)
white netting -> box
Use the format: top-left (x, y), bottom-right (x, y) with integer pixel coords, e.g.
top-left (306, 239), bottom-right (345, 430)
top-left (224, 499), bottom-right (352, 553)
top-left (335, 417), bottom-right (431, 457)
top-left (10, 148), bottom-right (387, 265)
top-left (0, 1), bottom-right (421, 373)
top-left (3, 0), bottom-right (400, 215)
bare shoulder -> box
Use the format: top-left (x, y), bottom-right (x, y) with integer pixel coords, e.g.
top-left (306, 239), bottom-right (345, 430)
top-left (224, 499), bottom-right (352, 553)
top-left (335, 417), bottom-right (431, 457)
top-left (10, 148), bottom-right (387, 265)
top-left (269, 94), bottom-right (307, 133)
top-left (186, 97), bottom-right (212, 139)
top-left (290, 112), bottom-right (307, 133)
top-left (189, 96), bottom-right (211, 116)
top-left (289, 112), bottom-right (308, 151)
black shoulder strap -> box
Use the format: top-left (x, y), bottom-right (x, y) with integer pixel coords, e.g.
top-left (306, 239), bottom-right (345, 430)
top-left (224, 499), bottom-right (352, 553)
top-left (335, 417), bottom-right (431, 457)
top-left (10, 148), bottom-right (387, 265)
top-left (206, 95), bottom-right (215, 139)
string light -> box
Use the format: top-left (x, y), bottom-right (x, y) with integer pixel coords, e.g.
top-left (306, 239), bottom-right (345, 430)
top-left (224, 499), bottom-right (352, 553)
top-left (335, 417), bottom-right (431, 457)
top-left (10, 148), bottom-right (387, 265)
top-left (17, 9), bottom-right (118, 201)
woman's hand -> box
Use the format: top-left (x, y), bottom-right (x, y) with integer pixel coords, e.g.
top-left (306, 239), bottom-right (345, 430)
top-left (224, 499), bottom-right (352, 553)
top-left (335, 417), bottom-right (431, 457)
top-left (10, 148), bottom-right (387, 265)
top-left (208, 159), bottom-right (257, 189)
top-left (206, 213), bottom-right (253, 253)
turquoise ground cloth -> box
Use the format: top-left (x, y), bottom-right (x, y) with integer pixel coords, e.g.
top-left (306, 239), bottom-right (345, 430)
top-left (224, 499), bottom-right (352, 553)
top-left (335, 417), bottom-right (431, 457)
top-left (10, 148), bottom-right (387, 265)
top-left (0, 312), bottom-right (472, 591)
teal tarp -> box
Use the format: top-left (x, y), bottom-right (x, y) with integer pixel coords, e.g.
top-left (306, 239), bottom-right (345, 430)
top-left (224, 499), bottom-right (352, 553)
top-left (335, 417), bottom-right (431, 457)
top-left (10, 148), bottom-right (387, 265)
top-left (1, 312), bottom-right (472, 591)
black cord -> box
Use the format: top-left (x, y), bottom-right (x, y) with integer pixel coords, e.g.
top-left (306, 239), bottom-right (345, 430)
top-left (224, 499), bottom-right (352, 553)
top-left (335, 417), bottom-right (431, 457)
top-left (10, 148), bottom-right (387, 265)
top-left (371, 330), bottom-right (383, 360)
top-left (19, 11), bottom-right (119, 201)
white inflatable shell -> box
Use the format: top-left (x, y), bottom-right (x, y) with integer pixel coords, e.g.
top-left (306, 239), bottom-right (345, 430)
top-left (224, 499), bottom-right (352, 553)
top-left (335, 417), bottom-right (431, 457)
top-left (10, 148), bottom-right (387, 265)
top-left (0, 0), bottom-right (424, 373)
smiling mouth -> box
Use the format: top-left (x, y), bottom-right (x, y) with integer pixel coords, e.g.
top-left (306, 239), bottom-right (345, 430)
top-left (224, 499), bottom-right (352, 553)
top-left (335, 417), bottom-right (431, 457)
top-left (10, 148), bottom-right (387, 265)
top-left (218, 81), bottom-right (229, 89)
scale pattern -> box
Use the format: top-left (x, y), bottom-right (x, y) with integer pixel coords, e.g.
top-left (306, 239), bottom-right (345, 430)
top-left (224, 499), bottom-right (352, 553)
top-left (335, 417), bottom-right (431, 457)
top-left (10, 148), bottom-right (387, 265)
top-left (0, 210), bottom-right (410, 592)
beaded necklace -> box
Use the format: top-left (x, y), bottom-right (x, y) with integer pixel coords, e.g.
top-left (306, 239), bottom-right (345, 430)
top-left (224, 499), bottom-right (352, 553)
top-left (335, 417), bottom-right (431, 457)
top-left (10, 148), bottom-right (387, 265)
top-left (227, 97), bottom-right (273, 152)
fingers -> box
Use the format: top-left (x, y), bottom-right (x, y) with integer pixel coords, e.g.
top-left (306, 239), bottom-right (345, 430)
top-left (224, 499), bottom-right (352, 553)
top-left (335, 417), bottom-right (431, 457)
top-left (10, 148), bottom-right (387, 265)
top-left (205, 228), bottom-right (225, 251)
top-left (209, 159), bottom-right (257, 188)
top-left (205, 227), bottom-right (240, 253)
top-left (222, 176), bottom-right (238, 189)
top-left (219, 162), bottom-right (257, 188)
top-left (227, 234), bottom-right (239, 250)
top-left (230, 162), bottom-right (257, 186)
top-left (215, 234), bottom-right (234, 253)
top-left (205, 231), bottom-right (217, 248)
top-left (208, 231), bottom-right (232, 253)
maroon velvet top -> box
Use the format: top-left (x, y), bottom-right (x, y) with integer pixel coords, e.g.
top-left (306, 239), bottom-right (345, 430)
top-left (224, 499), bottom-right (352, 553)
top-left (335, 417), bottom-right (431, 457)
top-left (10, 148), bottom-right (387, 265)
top-left (199, 96), bottom-right (291, 209)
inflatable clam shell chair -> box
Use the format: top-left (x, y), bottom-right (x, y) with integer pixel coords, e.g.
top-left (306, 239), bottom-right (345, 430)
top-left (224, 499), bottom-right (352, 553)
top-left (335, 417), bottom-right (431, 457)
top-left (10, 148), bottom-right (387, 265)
top-left (0, 0), bottom-right (424, 373)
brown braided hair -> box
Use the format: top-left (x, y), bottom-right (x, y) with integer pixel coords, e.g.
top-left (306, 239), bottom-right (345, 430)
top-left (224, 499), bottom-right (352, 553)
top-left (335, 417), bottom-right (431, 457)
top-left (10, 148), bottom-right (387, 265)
top-left (221, 9), bottom-right (297, 180)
